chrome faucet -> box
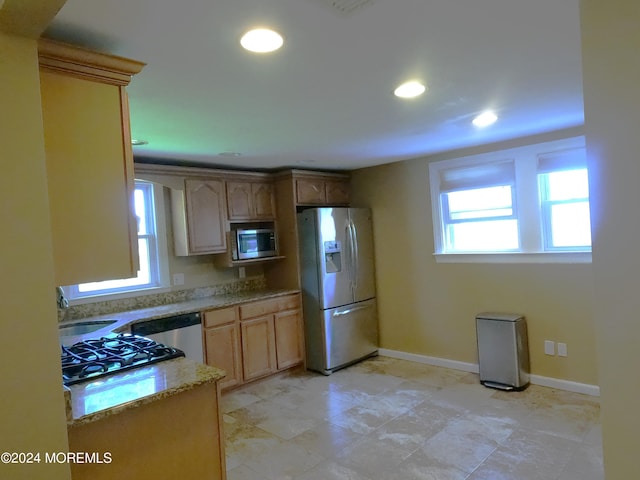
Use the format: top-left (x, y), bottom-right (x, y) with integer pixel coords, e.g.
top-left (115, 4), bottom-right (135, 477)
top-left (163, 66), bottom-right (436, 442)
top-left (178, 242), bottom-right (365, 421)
top-left (56, 286), bottom-right (69, 310)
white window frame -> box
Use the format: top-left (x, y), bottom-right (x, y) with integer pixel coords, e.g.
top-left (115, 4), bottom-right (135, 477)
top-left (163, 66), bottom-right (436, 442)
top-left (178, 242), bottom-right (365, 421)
top-left (429, 136), bottom-right (591, 264)
top-left (64, 181), bottom-right (170, 303)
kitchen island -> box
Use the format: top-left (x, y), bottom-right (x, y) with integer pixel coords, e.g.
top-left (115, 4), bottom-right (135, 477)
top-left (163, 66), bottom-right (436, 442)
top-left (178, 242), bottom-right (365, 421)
top-left (64, 358), bottom-right (226, 479)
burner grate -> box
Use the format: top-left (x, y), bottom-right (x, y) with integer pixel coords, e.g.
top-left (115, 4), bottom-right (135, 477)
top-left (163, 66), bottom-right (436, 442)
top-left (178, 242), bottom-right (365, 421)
top-left (61, 333), bottom-right (184, 386)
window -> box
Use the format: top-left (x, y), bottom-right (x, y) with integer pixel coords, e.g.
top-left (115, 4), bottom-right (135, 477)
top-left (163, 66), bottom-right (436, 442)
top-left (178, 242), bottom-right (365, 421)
top-left (537, 149), bottom-right (591, 251)
top-left (440, 160), bottom-right (519, 252)
top-left (65, 180), bottom-right (168, 299)
top-left (429, 137), bottom-right (591, 262)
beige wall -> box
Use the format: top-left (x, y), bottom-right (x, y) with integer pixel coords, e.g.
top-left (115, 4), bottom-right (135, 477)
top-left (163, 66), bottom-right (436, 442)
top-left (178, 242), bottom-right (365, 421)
top-left (351, 131), bottom-right (598, 386)
top-left (0, 32), bottom-right (71, 479)
top-left (581, 0), bottom-right (640, 476)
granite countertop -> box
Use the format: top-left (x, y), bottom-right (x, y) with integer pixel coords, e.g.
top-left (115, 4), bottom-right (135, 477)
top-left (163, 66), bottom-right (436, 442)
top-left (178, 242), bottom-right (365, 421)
top-left (59, 288), bottom-right (300, 344)
top-left (60, 288), bottom-right (299, 426)
top-left (65, 358), bottom-right (225, 427)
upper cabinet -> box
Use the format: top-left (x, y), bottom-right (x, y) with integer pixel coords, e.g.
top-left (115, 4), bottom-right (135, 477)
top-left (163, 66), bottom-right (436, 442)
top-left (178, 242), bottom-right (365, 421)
top-left (39, 39), bottom-right (145, 286)
top-left (294, 171), bottom-right (351, 206)
top-left (226, 180), bottom-right (275, 221)
top-left (172, 177), bottom-right (227, 256)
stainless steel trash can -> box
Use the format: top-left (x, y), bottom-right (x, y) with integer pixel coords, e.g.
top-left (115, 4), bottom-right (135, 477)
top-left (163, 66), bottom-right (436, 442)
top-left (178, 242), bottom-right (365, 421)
top-left (476, 312), bottom-right (530, 390)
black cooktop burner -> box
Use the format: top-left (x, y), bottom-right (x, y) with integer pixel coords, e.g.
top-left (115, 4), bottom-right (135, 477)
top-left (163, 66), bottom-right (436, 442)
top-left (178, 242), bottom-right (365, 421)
top-left (61, 333), bottom-right (185, 386)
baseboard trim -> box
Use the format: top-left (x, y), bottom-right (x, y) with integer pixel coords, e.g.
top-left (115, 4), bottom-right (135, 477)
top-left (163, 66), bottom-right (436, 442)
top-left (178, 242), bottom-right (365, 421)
top-left (378, 348), bottom-right (600, 397)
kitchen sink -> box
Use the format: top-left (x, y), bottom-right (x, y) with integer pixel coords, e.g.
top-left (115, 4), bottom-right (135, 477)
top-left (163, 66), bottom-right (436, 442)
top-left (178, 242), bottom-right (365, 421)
top-left (59, 320), bottom-right (117, 337)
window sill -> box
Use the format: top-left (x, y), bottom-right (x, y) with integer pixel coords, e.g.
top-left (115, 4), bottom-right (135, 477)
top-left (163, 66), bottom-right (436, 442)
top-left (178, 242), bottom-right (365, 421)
top-left (433, 251), bottom-right (592, 264)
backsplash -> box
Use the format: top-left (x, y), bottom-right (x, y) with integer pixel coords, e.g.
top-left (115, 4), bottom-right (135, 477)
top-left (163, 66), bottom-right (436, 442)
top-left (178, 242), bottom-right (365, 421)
top-left (58, 277), bottom-right (266, 321)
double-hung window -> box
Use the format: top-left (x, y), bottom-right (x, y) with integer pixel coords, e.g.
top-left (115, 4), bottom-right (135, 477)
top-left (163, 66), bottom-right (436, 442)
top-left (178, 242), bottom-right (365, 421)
top-left (537, 149), bottom-right (591, 251)
top-left (429, 137), bottom-right (591, 262)
top-left (64, 180), bottom-right (168, 300)
top-left (440, 160), bottom-right (518, 252)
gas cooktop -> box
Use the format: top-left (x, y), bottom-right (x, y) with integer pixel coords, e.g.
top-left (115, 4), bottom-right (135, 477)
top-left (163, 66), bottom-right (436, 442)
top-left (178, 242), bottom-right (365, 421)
top-left (61, 333), bottom-right (184, 386)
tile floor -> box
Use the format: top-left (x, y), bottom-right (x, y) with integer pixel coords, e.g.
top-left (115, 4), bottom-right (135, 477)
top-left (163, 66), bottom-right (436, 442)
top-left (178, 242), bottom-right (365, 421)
top-left (221, 356), bottom-right (603, 480)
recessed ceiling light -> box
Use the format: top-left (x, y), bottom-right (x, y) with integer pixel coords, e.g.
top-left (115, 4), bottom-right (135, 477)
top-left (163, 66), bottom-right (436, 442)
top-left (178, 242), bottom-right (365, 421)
top-left (131, 139), bottom-right (148, 146)
top-left (394, 81), bottom-right (426, 99)
top-left (472, 111), bottom-right (498, 127)
top-left (240, 28), bottom-right (284, 53)
top-left (218, 152), bottom-right (242, 157)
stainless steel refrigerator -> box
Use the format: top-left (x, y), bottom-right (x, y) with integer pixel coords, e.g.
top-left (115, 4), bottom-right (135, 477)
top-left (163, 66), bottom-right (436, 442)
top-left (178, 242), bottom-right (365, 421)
top-left (298, 207), bottom-right (378, 375)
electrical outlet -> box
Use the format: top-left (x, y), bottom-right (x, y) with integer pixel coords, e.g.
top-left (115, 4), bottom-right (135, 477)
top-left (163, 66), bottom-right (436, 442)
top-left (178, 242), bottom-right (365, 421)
top-left (172, 273), bottom-right (185, 286)
top-left (238, 266), bottom-right (246, 279)
top-left (557, 343), bottom-right (568, 357)
top-left (544, 340), bottom-right (555, 355)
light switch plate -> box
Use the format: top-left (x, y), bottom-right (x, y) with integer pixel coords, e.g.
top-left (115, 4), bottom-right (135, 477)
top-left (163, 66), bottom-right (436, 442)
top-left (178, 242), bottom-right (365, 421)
top-left (238, 266), bottom-right (246, 279)
top-left (544, 340), bottom-right (555, 355)
top-left (557, 343), bottom-right (568, 357)
top-left (172, 273), bottom-right (185, 286)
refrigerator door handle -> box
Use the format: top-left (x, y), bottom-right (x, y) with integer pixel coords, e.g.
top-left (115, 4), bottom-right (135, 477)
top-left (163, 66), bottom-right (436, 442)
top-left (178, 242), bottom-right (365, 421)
top-left (345, 222), bottom-right (353, 293)
top-left (348, 220), bottom-right (357, 295)
top-left (351, 219), bottom-right (359, 290)
top-left (333, 305), bottom-right (370, 316)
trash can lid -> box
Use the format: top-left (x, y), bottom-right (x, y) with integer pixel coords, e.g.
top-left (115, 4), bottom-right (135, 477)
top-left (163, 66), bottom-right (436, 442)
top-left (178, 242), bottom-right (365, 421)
top-left (476, 312), bottom-right (524, 322)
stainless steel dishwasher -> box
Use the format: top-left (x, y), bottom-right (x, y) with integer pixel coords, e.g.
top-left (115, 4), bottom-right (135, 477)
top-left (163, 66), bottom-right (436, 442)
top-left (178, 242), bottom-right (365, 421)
top-left (130, 312), bottom-right (204, 363)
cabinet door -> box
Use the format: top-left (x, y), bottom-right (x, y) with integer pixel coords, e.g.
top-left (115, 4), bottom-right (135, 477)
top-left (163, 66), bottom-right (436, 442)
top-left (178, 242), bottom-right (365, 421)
top-left (41, 71), bottom-right (138, 285)
top-left (204, 323), bottom-right (242, 390)
top-left (274, 309), bottom-right (304, 370)
top-left (296, 178), bottom-right (326, 205)
top-left (185, 179), bottom-right (227, 253)
top-left (252, 182), bottom-right (276, 219)
top-left (226, 182), bottom-right (253, 220)
top-left (241, 315), bottom-right (277, 381)
top-left (325, 180), bottom-right (350, 205)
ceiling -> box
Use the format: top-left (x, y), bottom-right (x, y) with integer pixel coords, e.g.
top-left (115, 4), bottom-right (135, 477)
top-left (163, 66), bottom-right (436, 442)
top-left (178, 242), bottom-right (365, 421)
top-left (43, 0), bottom-right (584, 171)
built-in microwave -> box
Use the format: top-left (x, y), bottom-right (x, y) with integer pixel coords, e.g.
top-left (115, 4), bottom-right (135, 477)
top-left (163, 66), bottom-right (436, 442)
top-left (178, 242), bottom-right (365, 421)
top-left (231, 228), bottom-right (278, 261)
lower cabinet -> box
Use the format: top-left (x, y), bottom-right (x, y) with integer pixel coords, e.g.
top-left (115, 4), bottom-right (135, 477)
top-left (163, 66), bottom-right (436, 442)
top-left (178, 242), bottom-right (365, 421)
top-left (204, 323), bottom-right (242, 390)
top-left (241, 315), bottom-right (277, 381)
top-left (203, 293), bottom-right (303, 390)
top-left (274, 309), bottom-right (304, 370)
top-left (203, 307), bottom-right (242, 391)
top-left (68, 381), bottom-right (226, 480)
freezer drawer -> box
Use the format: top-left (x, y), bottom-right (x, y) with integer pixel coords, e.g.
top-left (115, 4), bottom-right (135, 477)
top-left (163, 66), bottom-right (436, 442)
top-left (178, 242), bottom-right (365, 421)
top-left (476, 312), bottom-right (530, 390)
top-left (310, 298), bottom-right (378, 375)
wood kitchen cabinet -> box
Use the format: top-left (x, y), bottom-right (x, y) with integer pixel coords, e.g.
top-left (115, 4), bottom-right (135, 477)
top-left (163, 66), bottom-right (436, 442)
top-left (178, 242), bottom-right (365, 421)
top-left (274, 308), bottom-right (304, 369)
top-left (239, 293), bottom-right (302, 381)
top-left (226, 180), bottom-right (276, 221)
top-left (38, 39), bottom-right (145, 286)
top-left (325, 179), bottom-right (351, 205)
top-left (240, 315), bottom-right (278, 381)
top-left (203, 307), bottom-right (242, 390)
top-left (171, 178), bottom-right (227, 255)
top-left (202, 293), bottom-right (303, 390)
top-left (68, 379), bottom-right (226, 480)
top-left (295, 173), bottom-right (351, 206)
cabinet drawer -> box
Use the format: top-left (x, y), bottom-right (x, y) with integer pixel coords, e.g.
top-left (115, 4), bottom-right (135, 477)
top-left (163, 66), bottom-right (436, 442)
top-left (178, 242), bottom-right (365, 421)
top-left (239, 298), bottom-right (280, 319)
top-left (239, 295), bottom-right (300, 320)
top-left (277, 294), bottom-right (300, 312)
top-left (204, 306), bottom-right (238, 328)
